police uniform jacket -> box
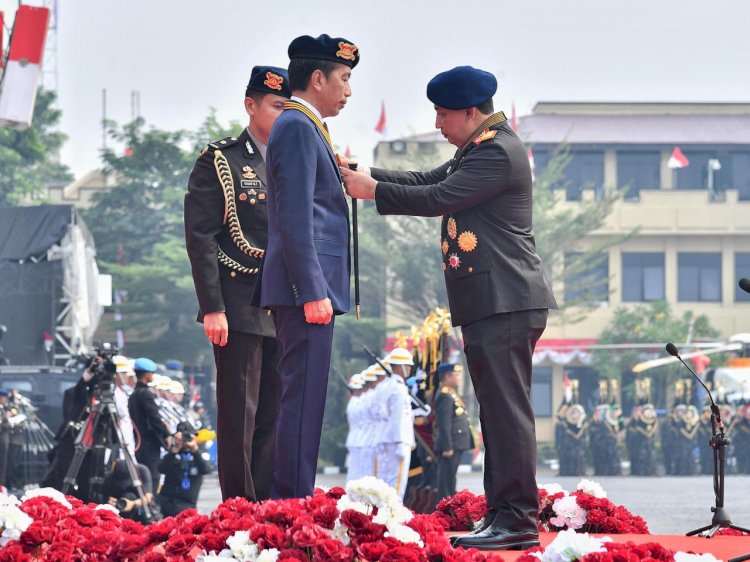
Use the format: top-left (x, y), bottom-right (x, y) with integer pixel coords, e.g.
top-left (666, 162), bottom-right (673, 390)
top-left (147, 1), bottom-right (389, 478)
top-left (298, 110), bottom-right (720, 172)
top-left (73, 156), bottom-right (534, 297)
top-left (260, 106), bottom-right (351, 314)
top-left (128, 382), bottom-right (171, 446)
top-left (372, 113), bottom-right (557, 326)
top-left (434, 385), bottom-right (474, 453)
top-left (184, 129), bottom-right (274, 336)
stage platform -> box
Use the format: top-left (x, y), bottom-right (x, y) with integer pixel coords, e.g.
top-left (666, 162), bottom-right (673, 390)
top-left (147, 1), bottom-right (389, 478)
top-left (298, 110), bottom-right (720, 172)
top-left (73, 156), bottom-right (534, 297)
top-left (447, 531), bottom-right (750, 561)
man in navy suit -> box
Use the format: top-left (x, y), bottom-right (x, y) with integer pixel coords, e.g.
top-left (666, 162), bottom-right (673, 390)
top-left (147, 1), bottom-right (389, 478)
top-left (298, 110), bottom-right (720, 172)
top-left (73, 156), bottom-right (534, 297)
top-left (260, 34), bottom-right (359, 498)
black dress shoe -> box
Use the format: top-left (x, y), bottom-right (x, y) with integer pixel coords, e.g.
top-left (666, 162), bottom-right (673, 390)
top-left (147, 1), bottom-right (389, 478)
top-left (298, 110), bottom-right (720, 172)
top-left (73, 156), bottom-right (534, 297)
top-left (449, 509), bottom-right (498, 546)
top-left (451, 525), bottom-right (540, 551)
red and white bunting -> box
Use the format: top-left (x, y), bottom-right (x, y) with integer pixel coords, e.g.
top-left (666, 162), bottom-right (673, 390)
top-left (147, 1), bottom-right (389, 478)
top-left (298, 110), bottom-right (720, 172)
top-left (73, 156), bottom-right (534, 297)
top-left (668, 146), bottom-right (690, 169)
top-left (0, 5), bottom-right (51, 130)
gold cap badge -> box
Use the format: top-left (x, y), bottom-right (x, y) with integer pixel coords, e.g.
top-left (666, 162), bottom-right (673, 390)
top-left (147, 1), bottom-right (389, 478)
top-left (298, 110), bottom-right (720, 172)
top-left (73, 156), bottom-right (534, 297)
top-left (264, 72), bottom-right (284, 91)
top-left (336, 42), bottom-right (357, 61)
top-left (457, 231), bottom-right (478, 253)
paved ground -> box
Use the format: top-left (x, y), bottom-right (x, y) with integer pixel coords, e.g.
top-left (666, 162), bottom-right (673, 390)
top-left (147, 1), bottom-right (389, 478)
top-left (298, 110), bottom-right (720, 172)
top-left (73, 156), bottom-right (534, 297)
top-left (196, 468), bottom-right (750, 535)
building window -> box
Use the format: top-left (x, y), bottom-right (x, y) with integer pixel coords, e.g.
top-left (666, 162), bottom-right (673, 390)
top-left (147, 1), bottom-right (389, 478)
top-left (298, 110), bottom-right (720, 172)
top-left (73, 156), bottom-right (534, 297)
top-left (531, 367), bottom-right (552, 417)
top-left (735, 253), bottom-right (750, 302)
top-left (622, 253), bottom-right (665, 302)
top-left (720, 151), bottom-right (750, 201)
top-left (564, 252), bottom-right (609, 303)
top-left (563, 150), bottom-right (605, 201)
top-left (675, 150), bottom-right (718, 191)
top-left (389, 140), bottom-right (406, 155)
top-left (678, 253), bottom-right (721, 302)
top-left (617, 151), bottom-right (661, 200)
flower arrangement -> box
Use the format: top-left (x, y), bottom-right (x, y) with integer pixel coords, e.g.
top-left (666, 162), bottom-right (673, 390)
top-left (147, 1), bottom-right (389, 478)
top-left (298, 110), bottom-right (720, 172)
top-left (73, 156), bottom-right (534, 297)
top-left (516, 529), bottom-right (719, 562)
top-left (538, 480), bottom-right (649, 535)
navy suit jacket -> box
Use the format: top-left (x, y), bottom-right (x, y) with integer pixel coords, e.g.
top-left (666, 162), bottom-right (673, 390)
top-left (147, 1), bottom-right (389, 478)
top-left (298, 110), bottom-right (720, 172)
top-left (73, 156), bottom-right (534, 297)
top-left (260, 107), bottom-right (351, 314)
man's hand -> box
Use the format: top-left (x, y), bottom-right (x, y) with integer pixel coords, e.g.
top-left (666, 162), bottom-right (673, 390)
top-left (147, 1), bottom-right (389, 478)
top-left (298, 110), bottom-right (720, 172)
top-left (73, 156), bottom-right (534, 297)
top-left (341, 167), bottom-right (377, 200)
top-left (304, 298), bottom-right (333, 325)
top-left (442, 449), bottom-right (454, 458)
top-left (204, 311), bottom-right (228, 346)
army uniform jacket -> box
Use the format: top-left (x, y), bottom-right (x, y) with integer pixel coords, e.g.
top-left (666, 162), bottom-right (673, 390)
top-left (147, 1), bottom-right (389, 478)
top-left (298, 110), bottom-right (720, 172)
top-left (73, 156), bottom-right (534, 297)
top-left (372, 112), bottom-right (557, 327)
top-left (433, 385), bottom-right (474, 453)
top-left (184, 129), bottom-right (274, 336)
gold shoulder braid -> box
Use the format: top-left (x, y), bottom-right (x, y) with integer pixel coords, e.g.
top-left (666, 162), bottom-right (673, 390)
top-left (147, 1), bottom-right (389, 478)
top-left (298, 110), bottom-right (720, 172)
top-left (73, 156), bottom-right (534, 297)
top-left (283, 101), bottom-right (334, 153)
top-left (213, 149), bottom-right (265, 260)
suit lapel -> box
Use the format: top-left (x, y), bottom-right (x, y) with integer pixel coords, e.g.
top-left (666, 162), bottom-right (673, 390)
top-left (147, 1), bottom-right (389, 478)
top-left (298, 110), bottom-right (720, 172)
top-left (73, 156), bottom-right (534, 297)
top-left (311, 123), bottom-right (342, 182)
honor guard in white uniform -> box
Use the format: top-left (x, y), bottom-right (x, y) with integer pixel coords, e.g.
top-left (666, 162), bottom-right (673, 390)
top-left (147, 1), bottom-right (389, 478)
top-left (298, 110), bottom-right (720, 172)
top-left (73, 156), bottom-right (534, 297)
top-left (361, 364), bottom-right (385, 477)
top-left (376, 348), bottom-right (416, 498)
top-left (345, 372), bottom-right (365, 482)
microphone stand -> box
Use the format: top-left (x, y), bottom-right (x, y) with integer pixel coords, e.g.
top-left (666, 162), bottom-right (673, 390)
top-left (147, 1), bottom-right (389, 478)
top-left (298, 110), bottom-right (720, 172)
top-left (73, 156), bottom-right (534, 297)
top-left (666, 343), bottom-right (750, 537)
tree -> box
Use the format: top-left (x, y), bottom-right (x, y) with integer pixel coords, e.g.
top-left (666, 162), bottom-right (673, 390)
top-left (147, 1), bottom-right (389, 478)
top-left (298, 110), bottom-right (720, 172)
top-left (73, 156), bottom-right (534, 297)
top-left (591, 300), bottom-right (720, 408)
top-left (0, 88), bottom-right (72, 205)
top-left (532, 145), bottom-right (636, 322)
top-left (83, 118), bottom-right (206, 363)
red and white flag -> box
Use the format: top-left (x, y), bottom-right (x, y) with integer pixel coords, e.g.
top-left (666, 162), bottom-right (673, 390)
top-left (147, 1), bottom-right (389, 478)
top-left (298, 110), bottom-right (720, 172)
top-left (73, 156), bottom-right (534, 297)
top-left (528, 147), bottom-right (536, 180)
top-left (374, 100), bottom-right (387, 135)
top-left (511, 102), bottom-right (518, 131)
top-left (0, 11), bottom-right (5, 69)
top-left (344, 145), bottom-right (352, 158)
top-left (668, 146), bottom-right (690, 169)
top-left (0, 5), bottom-right (50, 130)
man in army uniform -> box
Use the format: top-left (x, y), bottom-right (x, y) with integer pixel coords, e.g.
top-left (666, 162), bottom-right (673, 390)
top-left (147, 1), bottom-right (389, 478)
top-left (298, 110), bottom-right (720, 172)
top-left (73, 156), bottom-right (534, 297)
top-left (342, 66), bottom-right (556, 550)
top-left (184, 66), bottom-right (291, 501)
top-left (433, 364), bottom-right (473, 502)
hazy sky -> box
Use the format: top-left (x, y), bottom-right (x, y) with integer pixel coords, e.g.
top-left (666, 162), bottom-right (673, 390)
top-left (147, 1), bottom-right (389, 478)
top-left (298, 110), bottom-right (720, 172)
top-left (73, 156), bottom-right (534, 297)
top-left (2, 0), bottom-right (749, 178)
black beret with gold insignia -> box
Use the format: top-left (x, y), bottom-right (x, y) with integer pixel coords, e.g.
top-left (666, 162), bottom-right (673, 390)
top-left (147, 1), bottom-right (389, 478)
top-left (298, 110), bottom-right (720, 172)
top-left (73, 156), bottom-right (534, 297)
top-left (427, 66), bottom-right (497, 110)
top-left (288, 34), bottom-right (360, 69)
top-left (245, 65), bottom-right (292, 98)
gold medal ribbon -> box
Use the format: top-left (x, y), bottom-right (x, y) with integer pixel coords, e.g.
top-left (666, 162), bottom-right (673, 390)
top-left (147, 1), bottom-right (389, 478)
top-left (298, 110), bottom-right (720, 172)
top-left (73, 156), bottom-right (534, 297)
top-left (283, 100), bottom-right (335, 154)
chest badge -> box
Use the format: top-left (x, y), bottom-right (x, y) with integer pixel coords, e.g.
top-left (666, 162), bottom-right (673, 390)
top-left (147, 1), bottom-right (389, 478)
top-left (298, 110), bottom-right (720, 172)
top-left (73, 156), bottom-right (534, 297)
top-left (238, 193), bottom-right (248, 201)
top-left (441, 240), bottom-right (449, 255)
top-left (245, 141), bottom-right (254, 155)
top-left (458, 231), bottom-right (478, 253)
top-left (242, 166), bottom-right (257, 179)
top-left (447, 217), bottom-right (457, 240)
top-left (448, 253), bottom-right (461, 270)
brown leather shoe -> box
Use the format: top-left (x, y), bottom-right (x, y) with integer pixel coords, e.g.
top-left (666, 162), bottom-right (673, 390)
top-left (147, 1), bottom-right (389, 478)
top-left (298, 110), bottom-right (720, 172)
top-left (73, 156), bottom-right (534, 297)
top-left (451, 526), bottom-right (540, 551)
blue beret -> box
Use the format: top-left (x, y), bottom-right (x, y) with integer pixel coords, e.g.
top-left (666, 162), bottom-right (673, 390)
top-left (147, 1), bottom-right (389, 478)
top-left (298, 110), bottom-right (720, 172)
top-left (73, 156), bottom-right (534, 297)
top-left (438, 363), bottom-right (462, 375)
top-left (134, 357), bottom-right (157, 373)
top-left (426, 66), bottom-right (497, 110)
top-left (246, 65), bottom-right (291, 98)
top-left (288, 34), bottom-right (360, 69)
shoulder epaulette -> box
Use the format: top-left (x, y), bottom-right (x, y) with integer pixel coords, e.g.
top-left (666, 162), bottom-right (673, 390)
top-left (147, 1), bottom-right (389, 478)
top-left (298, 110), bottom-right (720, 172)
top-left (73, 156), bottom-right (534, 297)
top-left (204, 136), bottom-right (240, 153)
top-left (472, 129), bottom-right (498, 145)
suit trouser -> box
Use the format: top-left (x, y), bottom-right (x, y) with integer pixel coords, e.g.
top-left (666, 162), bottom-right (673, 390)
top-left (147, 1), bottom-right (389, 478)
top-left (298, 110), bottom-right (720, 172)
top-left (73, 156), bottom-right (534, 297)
top-left (462, 309), bottom-right (547, 533)
top-left (436, 451), bottom-right (462, 502)
top-left (214, 331), bottom-right (280, 501)
top-left (271, 306), bottom-right (335, 498)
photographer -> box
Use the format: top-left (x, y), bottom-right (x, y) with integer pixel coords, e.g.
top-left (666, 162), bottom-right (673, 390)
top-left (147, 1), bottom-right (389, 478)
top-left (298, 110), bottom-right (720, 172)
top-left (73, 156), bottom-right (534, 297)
top-left (157, 421), bottom-right (210, 517)
top-left (103, 459), bottom-right (156, 524)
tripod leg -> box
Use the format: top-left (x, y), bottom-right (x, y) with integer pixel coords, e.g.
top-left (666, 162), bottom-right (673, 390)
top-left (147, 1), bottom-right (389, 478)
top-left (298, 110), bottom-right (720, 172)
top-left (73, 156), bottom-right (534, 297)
top-left (728, 524), bottom-right (750, 534)
top-left (687, 523), bottom-right (716, 536)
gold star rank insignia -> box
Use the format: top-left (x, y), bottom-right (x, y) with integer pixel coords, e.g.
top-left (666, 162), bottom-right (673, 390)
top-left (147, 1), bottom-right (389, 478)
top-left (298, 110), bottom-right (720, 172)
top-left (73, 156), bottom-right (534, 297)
top-left (242, 166), bottom-right (257, 179)
top-left (458, 231), bottom-right (478, 253)
top-left (442, 240), bottom-right (449, 255)
top-left (447, 217), bottom-right (457, 239)
top-left (473, 129), bottom-right (497, 145)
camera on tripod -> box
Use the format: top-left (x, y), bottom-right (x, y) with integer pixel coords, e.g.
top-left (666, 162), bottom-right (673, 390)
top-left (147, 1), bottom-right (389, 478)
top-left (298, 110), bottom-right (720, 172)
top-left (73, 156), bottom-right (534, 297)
top-left (85, 342), bottom-right (119, 383)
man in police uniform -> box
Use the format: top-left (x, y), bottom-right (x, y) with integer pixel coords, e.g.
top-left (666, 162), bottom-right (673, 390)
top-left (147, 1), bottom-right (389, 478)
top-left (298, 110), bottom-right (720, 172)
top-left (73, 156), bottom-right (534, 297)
top-left (184, 66), bottom-right (290, 501)
top-left (259, 35), bottom-right (357, 499)
top-left (342, 66), bottom-right (556, 550)
top-left (433, 364), bottom-right (473, 502)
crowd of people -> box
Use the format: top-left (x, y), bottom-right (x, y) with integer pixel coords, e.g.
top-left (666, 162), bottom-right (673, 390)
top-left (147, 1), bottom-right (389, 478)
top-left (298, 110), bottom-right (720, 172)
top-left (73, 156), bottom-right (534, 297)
top-left (554, 378), bottom-right (750, 477)
top-left (41, 354), bottom-right (213, 522)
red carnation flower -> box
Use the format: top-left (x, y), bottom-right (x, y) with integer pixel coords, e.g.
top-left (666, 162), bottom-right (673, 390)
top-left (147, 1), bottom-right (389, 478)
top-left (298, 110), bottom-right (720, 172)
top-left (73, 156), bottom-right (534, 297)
top-left (250, 523), bottom-right (288, 550)
top-left (278, 547), bottom-right (311, 560)
top-left (290, 522), bottom-right (329, 548)
top-left (311, 504), bottom-right (340, 530)
top-left (312, 538), bottom-right (355, 562)
top-left (379, 544), bottom-right (426, 562)
top-left (357, 541), bottom-right (389, 561)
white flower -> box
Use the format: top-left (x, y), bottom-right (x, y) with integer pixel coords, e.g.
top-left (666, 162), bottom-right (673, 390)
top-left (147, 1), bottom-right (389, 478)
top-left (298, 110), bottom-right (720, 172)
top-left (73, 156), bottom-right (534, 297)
top-left (539, 483), bottom-right (565, 495)
top-left (372, 501), bottom-right (413, 526)
top-left (0, 503), bottom-right (33, 546)
top-left (345, 476), bottom-right (400, 508)
top-left (336, 495), bottom-right (371, 516)
top-left (21, 487), bottom-right (73, 509)
top-left (196, 552), bottom-right (234, 561)
top-left (326, 519), bottom-right (351, 546)
top-left (256, 549), bottom-right (280, 562)
top-left (94, 504), bottom-right (119, 514)
top-left (540, 529), bottom-right (610, 562)
top-left (674, 553), bottom-right (720, 562)
top-left (549, 495), bottom-right (587, 530)
top-left (576, 479), bottom-right (607, 499)
top-left (384, 521), bottom-right (423, 547)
